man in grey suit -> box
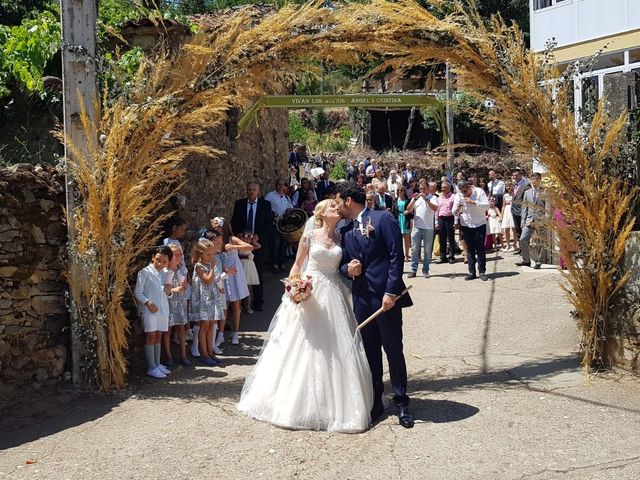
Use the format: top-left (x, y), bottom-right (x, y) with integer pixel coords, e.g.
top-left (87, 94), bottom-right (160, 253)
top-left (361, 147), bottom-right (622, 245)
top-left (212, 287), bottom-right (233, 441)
top-left (509, 167), bottom-right (530, 255)
top-left (515, 173), bottom-right (549, 269)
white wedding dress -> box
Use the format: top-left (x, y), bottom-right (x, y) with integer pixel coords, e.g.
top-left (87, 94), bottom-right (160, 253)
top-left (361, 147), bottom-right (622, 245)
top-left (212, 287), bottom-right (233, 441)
top-left (237, 231), bottom-right (374, 433)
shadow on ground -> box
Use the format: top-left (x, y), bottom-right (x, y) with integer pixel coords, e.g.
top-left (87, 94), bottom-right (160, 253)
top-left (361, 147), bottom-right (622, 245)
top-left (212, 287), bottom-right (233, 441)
top-left (410, 398), bottom-right (479, 424)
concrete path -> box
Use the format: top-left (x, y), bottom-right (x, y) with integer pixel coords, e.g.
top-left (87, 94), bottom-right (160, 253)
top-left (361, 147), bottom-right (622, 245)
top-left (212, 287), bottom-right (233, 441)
top-left (2, 251), bottom-right (640, 480)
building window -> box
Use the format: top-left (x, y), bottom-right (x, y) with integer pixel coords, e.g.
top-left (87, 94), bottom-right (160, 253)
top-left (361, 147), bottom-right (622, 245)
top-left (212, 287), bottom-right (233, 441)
top-left (629, 48), bottom-right (640, 65)
top-left (533, 0), bottom-right (568, 11)
top-left (533, 0), bottom-right (552, 10)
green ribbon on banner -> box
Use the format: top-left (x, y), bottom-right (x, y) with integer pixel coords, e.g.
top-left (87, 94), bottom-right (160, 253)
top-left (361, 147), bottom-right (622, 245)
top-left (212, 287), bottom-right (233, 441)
top-left (237, 94), bottom-right (444, 138)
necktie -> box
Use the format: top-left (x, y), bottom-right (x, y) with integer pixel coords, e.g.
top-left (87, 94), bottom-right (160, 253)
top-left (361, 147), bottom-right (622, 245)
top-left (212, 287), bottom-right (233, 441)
top-left (247, 202), bottom-right (255, 233)
top-left (533, 189), bottom-right (538, 204)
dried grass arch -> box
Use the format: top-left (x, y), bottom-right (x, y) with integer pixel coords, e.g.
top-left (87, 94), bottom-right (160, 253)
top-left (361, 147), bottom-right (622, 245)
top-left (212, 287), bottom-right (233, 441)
top-left (68, 0), bottom-right (637, 390)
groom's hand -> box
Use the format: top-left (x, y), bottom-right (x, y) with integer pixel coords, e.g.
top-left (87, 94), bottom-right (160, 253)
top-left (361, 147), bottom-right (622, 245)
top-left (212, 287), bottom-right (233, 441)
top-left (382, 294), bottom-right (397, 311)
top-left (347, 259), bottom-right (362, 277)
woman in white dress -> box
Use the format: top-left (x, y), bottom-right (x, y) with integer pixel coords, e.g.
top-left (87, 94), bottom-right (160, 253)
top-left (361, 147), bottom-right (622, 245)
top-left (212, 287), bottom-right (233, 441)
top-left (237, 200), bottom-right (374, 433)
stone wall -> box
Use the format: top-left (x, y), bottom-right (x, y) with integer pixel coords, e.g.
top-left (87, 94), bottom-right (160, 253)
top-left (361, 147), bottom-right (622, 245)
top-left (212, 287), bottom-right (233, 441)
top-left (175, 108), bottom-right (290, 232)
top-left (0, 164), bottom-right (68, 393)
top-left (606, 232), bottom-right (640, 373)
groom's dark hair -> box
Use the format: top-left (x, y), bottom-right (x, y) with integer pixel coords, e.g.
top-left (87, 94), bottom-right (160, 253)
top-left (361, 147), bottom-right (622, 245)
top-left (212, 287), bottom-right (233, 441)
top-left (335, 181), bottom-right (365, 205)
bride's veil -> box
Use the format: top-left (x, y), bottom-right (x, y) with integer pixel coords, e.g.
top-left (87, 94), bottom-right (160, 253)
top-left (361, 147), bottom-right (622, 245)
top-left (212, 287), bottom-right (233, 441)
top-left (260, 215), bottom-right (316, 344)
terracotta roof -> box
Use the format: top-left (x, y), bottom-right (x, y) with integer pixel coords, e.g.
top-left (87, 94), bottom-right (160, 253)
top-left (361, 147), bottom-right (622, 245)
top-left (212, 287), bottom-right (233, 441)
top-left (119, 17), bottom-right (189, 38)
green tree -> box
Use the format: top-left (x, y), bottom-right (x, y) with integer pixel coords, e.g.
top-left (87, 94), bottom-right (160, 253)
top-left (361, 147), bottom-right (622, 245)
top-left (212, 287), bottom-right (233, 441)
top-left (0, 8), bottom-right (61, 98)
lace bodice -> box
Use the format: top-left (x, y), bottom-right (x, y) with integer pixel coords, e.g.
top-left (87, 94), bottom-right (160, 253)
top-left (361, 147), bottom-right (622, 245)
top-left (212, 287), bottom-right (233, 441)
top-left (302, 231), bottom-right (342, 276)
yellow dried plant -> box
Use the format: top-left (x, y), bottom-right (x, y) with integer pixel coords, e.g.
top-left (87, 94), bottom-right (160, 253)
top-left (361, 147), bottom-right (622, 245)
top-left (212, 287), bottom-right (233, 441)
top-left (65, 0), bottom-right (637, 389)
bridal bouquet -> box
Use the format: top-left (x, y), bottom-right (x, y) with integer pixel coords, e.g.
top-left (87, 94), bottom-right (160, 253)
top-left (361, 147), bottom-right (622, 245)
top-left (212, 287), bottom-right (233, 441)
top-left (282, 274), bottom-right (313, 303)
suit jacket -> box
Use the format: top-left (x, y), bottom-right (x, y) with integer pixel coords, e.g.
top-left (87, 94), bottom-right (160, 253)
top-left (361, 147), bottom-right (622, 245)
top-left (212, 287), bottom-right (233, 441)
top-left (315, 180), bottom-right (335, 200)
top-left (340, 209), bottom-right (412, 308)
top-left (231, 197), bottom-right (272, 241)
top-left (510, 180), bottom-right (531, 217)
top-left (374, 193), bottom-right (394, 212)
top-left (521, 187), bottom-right (549, 228)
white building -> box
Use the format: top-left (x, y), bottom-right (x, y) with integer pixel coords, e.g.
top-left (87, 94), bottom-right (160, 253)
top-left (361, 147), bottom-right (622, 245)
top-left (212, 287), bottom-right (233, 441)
top-left (530, 0), bottom-right (640, 114)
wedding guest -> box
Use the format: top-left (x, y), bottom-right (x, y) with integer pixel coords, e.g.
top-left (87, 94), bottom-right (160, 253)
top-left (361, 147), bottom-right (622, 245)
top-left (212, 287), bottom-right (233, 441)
top-left (501, 181), bottom-right (518, 251)
top-left (211, 217), bottom-right (253, 346)
top-left (371, 169), bottom-right (386, 189)
top-left (486, 197), bottom-right (503, 251)
top-left (346, 159), bottom-right (357, 182)
top-left (231, 181), bottom-right (272, 311)
top-left (396, 186), bottom-right (411, 262)
top-left (510, 167), bottom-right (531, 254)
top-left (365, 158), bottom-right (377, 183)
top-left (301, 188), bottom-right (318, 217)
top-left (134, 245), bottom-right (173, 379)
top-left (375, 183), bottom-right (394, 212)
top-left (487, 169), bottom-right (505, 209)
top-left (289, 145), bottom-right (301, 180)
top-left (238, 233), bottom-right (261, 314)
top-left (356, 174), bottom-right (366, 187)
top-left (516, 172), bottom-right (549, 269)
top-left (401, 163), bottom-right (417, 187)
top-left (163, 216), bottom-right (193, 343)
top-left (315, 172), bottom-right (335, 200)
top-left (190, 238), bottom-right (225, 365)
top-left (406, 180), bottom-right (438, 278)
top-left (163, 244), bottom-right (191, 367)
top-left (435, 180), bottom-right (456, 264)
top-left (365, 191), bottom-right (376, 210)
top-left (264, 179), bottom-right (293, 272)
top-left (289, 166), bottom-right (300, 188)
top-left (357, 161), bottom-right (366, 179)
top-left (387, 169), bottom-right (402, 199)
top-left (453, 180), bottom-right (490, 281)
top-left (406, 178), bottom-right (418, 197)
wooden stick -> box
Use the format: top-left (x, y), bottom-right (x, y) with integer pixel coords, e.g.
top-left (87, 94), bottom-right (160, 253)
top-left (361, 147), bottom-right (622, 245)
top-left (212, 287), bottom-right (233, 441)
top-left (356, 286), bottom-right (413, 331)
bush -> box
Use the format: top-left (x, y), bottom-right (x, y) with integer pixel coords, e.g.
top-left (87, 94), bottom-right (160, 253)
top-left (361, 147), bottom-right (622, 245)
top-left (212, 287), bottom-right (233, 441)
top-left (330, 158), bottom-right (347, 180)
top-left (288, 112), bottom-right (310, 144)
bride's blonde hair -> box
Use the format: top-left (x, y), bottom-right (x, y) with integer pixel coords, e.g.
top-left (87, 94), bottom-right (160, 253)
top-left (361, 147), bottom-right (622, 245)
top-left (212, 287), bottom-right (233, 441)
top-left (313, 199), bottom-right (336, 228)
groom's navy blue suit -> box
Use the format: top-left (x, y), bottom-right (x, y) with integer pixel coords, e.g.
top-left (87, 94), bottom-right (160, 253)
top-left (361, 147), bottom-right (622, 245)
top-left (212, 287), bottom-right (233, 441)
top-left (340, 207), bottom-right (413, 410)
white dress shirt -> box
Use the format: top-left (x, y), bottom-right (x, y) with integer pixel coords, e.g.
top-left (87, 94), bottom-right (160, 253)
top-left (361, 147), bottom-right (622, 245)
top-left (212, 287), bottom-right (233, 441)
top-left (488, 179), bottom-right (505, 196)
top-left (452, 187), bottom-right (490, 228)
top-left (264, 190), bottom-right (293, 216)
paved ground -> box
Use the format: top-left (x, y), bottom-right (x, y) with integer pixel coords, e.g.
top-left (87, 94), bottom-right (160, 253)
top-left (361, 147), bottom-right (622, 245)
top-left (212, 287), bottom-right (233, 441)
top-left (2, 251), bottom-right (640, 480)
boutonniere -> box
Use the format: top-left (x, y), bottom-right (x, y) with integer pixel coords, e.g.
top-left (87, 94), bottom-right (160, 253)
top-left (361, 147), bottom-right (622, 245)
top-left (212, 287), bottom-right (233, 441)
top-left (363, 217), bottom-right (375, 238)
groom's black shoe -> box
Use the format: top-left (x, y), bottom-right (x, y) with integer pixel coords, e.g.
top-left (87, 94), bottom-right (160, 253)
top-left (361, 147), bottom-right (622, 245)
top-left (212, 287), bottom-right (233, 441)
top-left (371, 403), bottom-right (385, 424)
top-left (396, 405), bottom-right (415, 428)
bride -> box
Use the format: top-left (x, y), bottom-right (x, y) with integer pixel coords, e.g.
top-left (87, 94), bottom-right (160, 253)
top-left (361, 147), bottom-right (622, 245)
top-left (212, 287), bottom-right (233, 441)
top-left (237, 199), bottom-right (374, 433)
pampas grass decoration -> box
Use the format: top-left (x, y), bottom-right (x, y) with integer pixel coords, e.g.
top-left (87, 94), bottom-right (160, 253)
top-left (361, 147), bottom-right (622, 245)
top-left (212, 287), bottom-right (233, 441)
top-left (64, 0), bottom-right (637, 389)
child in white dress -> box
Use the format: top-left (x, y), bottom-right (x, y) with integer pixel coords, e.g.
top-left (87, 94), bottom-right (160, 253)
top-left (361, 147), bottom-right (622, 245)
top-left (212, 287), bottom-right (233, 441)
top-left (501, 182), bottom-right (518, 251)
top-left (486, 197), bottom-right (502, 250)
top-left (239, 232), bottom-right (261, 314)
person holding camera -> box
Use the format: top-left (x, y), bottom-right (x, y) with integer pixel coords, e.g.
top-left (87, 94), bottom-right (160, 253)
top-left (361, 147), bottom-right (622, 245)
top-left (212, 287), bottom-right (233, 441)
top-left (453, 180), bottom-right (490, 281)
top-left (406, 180), bottom-right (438, 278)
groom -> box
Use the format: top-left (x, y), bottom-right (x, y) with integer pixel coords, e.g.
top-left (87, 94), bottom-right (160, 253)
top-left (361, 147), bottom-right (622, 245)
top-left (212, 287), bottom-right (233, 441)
top-left (335, 182), bottom-right (415, 428)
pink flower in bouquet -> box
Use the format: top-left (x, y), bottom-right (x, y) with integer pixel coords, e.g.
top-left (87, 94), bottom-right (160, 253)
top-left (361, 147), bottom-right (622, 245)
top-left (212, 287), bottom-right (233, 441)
top-left (282, 274), bottom-right (314, 303)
